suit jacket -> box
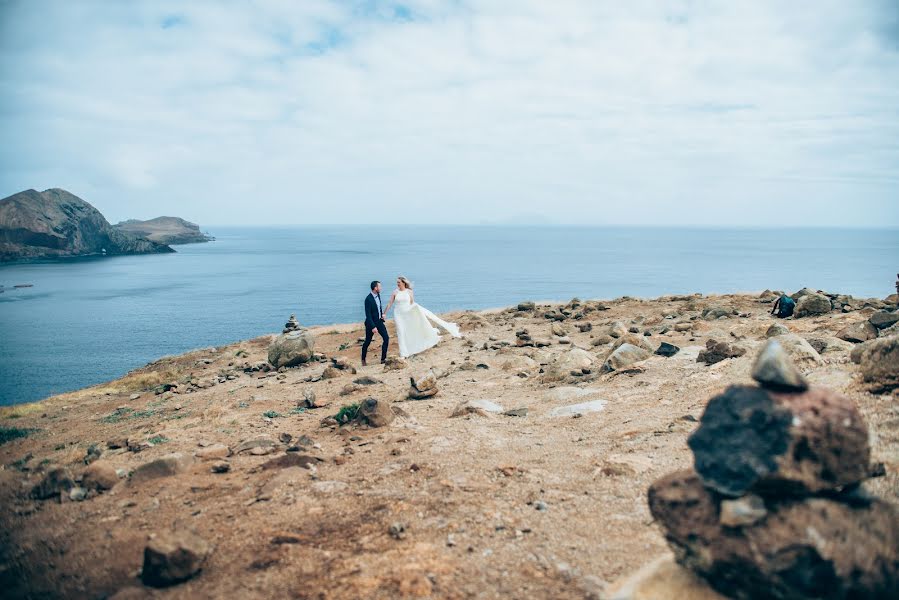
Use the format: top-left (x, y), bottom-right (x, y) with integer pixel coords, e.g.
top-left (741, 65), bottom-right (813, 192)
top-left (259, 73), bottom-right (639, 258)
top-left (364, 293), bottom-right (383, 328)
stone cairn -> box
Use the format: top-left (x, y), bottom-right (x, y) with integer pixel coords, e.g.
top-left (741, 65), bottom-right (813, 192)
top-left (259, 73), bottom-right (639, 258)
top-left (648, 339), bottom-right (899, 599)
top-left (283, 313), bottom-right (301, 334)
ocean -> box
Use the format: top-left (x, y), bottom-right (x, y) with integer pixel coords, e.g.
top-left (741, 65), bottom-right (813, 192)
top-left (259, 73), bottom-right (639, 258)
top-left (1, 226), bottom-right (896, 405)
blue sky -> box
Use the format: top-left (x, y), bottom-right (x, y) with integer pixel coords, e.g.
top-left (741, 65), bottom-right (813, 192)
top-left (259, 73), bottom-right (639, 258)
top-left (1, 0), bottom-right (898, 226)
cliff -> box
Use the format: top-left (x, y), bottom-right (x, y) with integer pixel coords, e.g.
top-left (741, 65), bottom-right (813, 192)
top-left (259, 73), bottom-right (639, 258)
top-left (114, 216), bottom-right (213, 245)
top-left (0, 293), bottom-right (896, 598)
top-left (0, 188), bottom-right (174, 262)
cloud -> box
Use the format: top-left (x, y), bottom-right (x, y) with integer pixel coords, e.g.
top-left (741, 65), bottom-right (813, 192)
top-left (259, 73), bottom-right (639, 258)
top-left (0, 0), bottom-right (897, 226)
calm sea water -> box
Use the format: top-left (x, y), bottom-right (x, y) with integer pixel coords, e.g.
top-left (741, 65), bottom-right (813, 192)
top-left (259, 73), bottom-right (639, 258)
top-left (1, 226), bottom-right (896, 405)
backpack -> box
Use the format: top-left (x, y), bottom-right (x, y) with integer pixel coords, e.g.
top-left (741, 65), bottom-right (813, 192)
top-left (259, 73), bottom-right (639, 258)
top-left (777, 295), bottom-right (795, 318)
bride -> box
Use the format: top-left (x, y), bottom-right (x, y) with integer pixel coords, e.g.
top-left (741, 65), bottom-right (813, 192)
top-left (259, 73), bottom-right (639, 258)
top-left (384, 276), bottom-right (462, 358)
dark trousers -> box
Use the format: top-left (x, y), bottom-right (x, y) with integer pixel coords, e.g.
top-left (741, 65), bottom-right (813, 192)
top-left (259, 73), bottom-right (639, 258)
top-left (362, 321), bottom-right (389, 363)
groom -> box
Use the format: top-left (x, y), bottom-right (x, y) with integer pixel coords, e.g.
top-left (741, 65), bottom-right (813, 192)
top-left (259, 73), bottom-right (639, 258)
top-left (361, 280), bottom-right (389, 366)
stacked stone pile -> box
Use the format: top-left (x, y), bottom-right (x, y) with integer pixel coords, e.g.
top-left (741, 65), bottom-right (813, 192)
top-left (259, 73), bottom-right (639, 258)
top-left (647, 340), bottom-right (899, 599)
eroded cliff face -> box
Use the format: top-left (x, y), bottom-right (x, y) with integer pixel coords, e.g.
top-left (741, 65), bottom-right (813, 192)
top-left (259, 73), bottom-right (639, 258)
top-left (0, 188), bottom-right (174, 261)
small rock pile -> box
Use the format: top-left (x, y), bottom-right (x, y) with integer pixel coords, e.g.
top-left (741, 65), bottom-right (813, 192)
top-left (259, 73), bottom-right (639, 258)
top-left (647, 339), bottom-right (899, 599)
top-left (282, 313), bottom-right (301, 333)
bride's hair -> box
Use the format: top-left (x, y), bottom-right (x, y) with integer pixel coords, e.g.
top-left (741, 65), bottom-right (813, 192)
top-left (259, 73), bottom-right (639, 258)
top-left (397, 276), bottom-right (413, 290)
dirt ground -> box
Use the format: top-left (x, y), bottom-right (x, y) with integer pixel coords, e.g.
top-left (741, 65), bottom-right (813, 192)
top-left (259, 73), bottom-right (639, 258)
top-left (1, 292), bottom-right (896, 599)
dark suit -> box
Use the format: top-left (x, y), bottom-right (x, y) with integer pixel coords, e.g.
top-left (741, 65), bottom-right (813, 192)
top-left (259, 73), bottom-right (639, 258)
top-left (362, 292), bottom-right (389, 363)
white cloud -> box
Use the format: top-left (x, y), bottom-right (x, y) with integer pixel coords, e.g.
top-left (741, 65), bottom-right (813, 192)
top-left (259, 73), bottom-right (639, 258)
top-left (1, 0), bottom-right (897, 225)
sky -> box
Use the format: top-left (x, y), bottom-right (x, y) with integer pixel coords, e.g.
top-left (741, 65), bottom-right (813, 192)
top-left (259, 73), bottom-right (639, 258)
top-left (1, 0), bottom-right (898, 227)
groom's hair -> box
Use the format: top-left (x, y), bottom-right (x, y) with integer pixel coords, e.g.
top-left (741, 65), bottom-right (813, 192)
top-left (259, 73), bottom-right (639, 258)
top-left (370, 280), bottom-right (380, 290)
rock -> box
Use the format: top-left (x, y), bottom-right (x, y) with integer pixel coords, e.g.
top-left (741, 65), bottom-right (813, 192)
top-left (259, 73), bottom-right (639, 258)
top-left (718, 494), bottom-right (767, 527)
top-left (857, 334), bottom-right (899, 392)
top-left (608, 322), bottom-right (628, 338)
top-left (282, 313), bottom-right (301, 333)
top-left (648, 470), bottom-right (899, 600)
top-left (603, 344), bottom-right (651, 372)
top-left (765, 323), bottom-right (789, 338)
top-left (870, 310), bottom-right (899, 330)
top-left (141, 531), bottom-right (210, 587)
top-left (503, 407), bottom-right (528, 417)
top-left (321, 366), bottom-right (340, 380)
top-left (771, 333), bottom-right (822, 365)
top-left (655, 342), bottom-right (680, 357)
top-left (577, 322), bottom-right (593, 333)
top-left (353, 375), bottom-right (382, 386)
top-left (382, 356), bottom-right (407, 371)
top-left (810, 336), bottom-right (854, 354)
top-left (69, 487), bottom-right (87, 501)
top-left (517, 301), bottom-right (536, 311)
top-left (551, 322), bottom-right (568, 337)
top-left (549, 399), bottom-right (606, 417)
top-left (790, 287), bottom-right (814, 301)
top-left (450, 399), bottom-right (504, 417)
top-left (210, 461), bottom-right (230, 473)
top-left (687, 385), bottom-right (869, 496)
top-left (311, 480), bottom-right (348, 494)
top-left (697, 339), bottom-right (746, 365)
top-left (837, 321), bottom-right (878, 343)
top-left (30, 467), bottom-right (75, 500)
top-left (339, 383), bottom-right (361, 396)
top-left (543, 348), bottom-right (596, 381)
top-left (590, 334), bottom-right (613, 346)
top-left (267, 330), bottom-right (315, 368)
top-left (357, 397), bottom-right (394, 427)
top-left (130, 453), bottom-right (193, 485)
top-left (702, 306), bottom-right (734, 320)
top-left (81, 461), bottom-right (120, 491)
top-left (606, 555), bottom-right (727, 600)
top-left (114, 216), bottom-right (212, 245)
top-left (795, 293), bottom-right (832, 317)
top-left (195, 444), bottom-right (230, 460)
top-left (750, 339), bottom-right (808, 392)
top-left (302, 388), bottom-right (326, 408)
top-left (260, 453), bottom-right (321, 471)
top-left (232, 437), bottom-right (277, 455)
top-left (408, 370), bottom-right (439, 399)
top-left (673, 322), bottom-right (693, 333)
top-left (610, 334), bottom-right (654, 353)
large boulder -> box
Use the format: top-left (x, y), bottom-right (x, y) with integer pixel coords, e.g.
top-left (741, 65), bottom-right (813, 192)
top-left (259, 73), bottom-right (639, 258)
top-left (142, 531), bottom-right (210, 587)
top-left (687, 385), bottom-right (869, 496)
top-left (610, 334), bottom-right (654, 353)
top-left (794, 293), bottom-right (832, 317)
top-left (648, 470), bottom-right (899, 600)
top-left (267, 329), bottom-right (315, 368)
top-left (857, 334), bottom-right (899, 392)
top-left (603, 343), bottom-right (651, 372)
top-left (543, 348), bottom-right (596, 381)
top-left (357, 397), bottom-right (394, 427)
top-left (771, 333), bottom-right (822, 365)
top-left (837, 321), bottom-right (878, 343)
top-left (81, 461), bottom-right (120, 491)
top-left (870, 310), bottom-right (899, 330)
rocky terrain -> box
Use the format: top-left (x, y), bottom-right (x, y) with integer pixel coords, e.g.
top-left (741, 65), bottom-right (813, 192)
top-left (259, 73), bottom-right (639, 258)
top-left (0, 290), bottom-right (897, 599)
top-left (114, 217), bottom-right (213, 245)
top-left (0, 189), bottom-right (174, 262)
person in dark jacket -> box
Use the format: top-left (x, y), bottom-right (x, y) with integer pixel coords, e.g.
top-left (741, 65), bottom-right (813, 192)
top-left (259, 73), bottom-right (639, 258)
top-left (361, 280), bottom-right (389, 366)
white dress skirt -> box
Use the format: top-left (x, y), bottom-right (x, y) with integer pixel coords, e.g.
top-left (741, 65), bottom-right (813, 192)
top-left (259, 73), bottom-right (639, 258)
top-left (391, 289), bottom-right (462, 358)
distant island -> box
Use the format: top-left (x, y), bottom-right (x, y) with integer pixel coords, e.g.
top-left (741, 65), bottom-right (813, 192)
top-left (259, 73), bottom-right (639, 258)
top-left (0, 188), bottom-right (210, 263)
top-left (114, 216), bottom-right (214, 245)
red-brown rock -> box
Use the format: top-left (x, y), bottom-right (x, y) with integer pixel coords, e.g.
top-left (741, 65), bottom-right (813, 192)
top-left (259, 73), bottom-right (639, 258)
top-left (687, 385), bottom-right (869, 496)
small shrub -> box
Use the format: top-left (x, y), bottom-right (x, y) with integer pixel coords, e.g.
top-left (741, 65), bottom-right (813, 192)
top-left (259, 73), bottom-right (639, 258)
top-left (148, 435), bottom-right (169, 445)
top-left (339, 342), bottom-right (350, 351)
top-left (290, 407), bottom-right (306, 415)
top-left (335, 403), bottom-right (360, 424)
top-left (0, 426), bottom-right (35, 445)
top-left (263, 410), bottom-right (283, 419)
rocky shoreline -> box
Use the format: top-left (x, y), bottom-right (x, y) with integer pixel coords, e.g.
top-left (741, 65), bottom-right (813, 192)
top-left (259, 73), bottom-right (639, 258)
top-left (0, 290), bottom-right (897, 599)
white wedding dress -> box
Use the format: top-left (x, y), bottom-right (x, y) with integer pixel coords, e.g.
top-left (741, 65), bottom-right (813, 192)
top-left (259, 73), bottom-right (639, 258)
top-left (391, 289), bottom-right (462, 358)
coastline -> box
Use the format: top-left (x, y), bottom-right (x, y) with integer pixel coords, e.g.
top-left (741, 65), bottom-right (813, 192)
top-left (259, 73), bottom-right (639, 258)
top-left (1, 290), bottom-right (896, 598)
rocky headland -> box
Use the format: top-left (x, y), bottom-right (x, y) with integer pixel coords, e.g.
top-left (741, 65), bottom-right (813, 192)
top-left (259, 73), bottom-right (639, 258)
top-left (0, 290), bottom-right (897, 599)
top-left (0, 189), bottom-right (175, 262)
top-left (114, 217), bottom-right (213, 245)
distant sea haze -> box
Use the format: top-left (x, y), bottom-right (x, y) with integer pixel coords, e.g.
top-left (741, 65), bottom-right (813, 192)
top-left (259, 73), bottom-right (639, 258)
top-left (1, 225), bottom-right (897, 405)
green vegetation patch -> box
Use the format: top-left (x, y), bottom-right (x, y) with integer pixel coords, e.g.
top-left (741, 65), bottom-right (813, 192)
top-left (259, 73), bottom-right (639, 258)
top-left (262, 410), bottom-right (283, 419)
top-left (0, 426), bottom-right (36, 445)
top-left (100, 407), bottom-right (156, 423)
top-left (335, 403), bottom-right (360, 424)
top-left (148, 435), bottom-right (169, 445)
